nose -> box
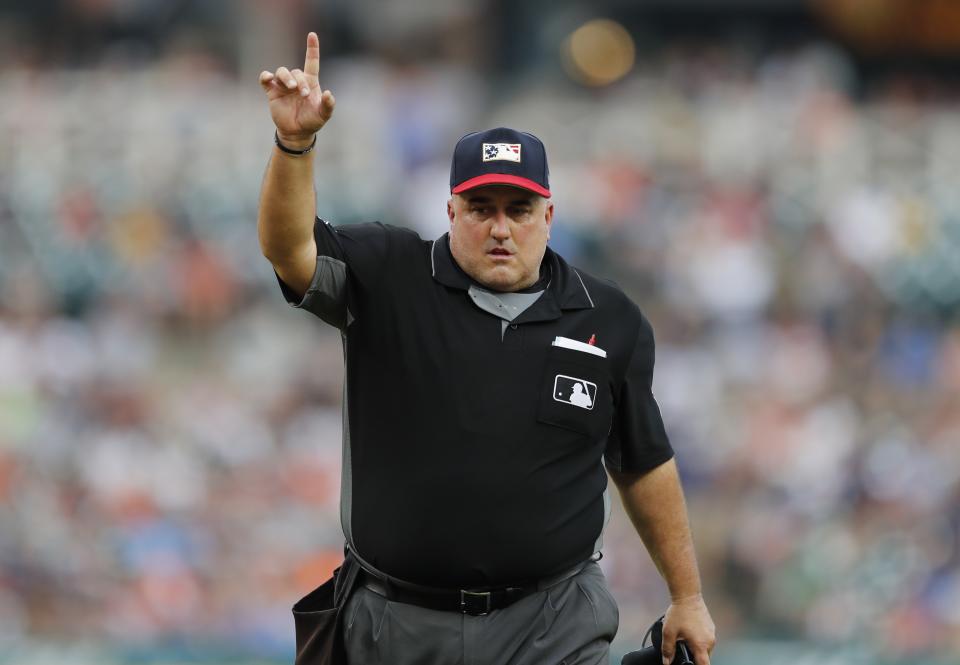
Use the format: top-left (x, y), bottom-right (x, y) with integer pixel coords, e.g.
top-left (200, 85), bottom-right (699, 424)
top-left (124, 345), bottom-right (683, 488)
top-left (490, 212), bottom-right (511, 240)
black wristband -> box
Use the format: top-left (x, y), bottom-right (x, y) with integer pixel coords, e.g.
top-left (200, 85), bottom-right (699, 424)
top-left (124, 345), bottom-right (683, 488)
top-left (274, 131), bottom-right (317, 155)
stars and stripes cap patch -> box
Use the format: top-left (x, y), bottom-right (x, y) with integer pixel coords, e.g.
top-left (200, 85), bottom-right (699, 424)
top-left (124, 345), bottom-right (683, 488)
top-left (482, 143), bottom-right (522, 162)
top-left (450, 127), bottom-right (551, 197)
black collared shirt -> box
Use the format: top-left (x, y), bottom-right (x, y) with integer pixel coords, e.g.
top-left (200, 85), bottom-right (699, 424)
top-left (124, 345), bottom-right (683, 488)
top-left (276, 219), bottom-right (674, 587)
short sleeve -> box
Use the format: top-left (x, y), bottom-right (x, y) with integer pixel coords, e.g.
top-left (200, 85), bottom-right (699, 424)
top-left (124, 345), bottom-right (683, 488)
top-left (604, 316), bottom-right (674, 474)
top-left (275, 218), bottom-right (391, 328)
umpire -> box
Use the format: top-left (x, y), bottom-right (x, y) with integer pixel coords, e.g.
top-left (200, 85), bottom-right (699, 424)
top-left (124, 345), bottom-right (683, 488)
top-left (258, 33), bottom-right (716, 665)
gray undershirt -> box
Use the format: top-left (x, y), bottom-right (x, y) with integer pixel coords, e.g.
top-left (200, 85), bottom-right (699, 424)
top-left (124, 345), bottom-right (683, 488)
top-left (467, 285), bottom-right (544, 338)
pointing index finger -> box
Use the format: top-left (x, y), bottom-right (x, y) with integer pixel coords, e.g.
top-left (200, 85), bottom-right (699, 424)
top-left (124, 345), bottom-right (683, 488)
top-left (304, 32), bottom-right (320, 80)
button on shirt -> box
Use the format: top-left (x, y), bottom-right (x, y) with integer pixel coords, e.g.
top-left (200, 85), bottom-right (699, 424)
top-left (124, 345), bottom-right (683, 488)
top-left (275, 219), bottom-right (674, 588)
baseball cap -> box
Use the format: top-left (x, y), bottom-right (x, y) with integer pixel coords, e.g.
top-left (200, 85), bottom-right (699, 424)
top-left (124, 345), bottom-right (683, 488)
top-left (449, 127), bottom-right (551, 198)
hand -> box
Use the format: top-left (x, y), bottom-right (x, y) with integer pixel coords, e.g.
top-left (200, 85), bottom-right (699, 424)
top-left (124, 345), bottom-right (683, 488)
top-left (661, 594), bottom-right (716, 665)
top-left (258, 32), bottom-right (336, 147)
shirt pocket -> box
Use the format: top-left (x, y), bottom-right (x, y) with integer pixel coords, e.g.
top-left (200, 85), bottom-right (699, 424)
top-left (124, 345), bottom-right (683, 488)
top-left (536, 345), bottom-right (612, 439)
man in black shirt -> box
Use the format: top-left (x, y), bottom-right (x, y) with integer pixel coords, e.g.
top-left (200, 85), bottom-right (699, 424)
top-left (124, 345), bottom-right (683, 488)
top-left (258, 33), bottom-right (716, 665)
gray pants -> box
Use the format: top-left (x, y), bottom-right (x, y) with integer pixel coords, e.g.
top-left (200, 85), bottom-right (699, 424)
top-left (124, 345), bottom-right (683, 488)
top-left (341, 561), bottom-right (619, 665)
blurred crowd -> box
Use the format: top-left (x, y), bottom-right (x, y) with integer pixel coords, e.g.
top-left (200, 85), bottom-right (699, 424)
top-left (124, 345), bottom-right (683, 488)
top-left (1, 21), bottom-right (960, 663)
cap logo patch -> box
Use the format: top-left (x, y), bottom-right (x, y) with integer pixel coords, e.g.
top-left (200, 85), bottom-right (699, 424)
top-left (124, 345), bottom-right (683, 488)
top-left (482, 143), bottom-right (521, 163)
top-left (553, 375), bottom-right (596, 410)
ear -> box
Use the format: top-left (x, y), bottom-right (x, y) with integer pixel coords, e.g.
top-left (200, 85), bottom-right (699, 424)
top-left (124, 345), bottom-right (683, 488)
top-left (447, 198), bottom-right (455, 228)
top-left (544, 200), bottom-right (554, 240)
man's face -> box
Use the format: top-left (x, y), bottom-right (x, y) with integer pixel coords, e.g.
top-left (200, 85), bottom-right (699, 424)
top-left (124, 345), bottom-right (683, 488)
top-left (447, 185), bottom-right (554, 292)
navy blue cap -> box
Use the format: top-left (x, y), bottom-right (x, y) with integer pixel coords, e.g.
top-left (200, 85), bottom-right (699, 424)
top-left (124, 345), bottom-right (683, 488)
top-left (449, 127), bottom-right (551, 197)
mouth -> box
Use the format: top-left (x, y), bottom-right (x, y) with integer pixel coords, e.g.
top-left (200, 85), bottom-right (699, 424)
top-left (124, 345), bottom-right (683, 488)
top-left (487, 248), bottom-right (513, 259)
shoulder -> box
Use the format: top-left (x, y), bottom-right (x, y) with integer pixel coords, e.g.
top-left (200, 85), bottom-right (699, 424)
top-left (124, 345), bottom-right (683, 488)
top-left (328, 220), bottom-right (422, 244)
top-left (568, 264), bottom-right (657, 356)
top-left (568, 266), bottom-right (660, 379)
top-left (572, 264), bottom-right (651, 325)
top-left (326, 221), bottom-right (430, 257)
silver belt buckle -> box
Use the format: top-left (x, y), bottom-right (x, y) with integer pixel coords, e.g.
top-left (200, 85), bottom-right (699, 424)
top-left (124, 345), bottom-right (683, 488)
top-left (460, 589), bottom-right (492, 615)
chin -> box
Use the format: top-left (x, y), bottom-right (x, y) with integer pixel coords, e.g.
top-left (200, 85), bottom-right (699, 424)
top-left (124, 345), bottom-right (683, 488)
top-left (479, 270), bottom-right (522, 292)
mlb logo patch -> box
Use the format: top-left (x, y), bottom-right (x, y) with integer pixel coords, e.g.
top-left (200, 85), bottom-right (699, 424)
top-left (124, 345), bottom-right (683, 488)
top-left (553, 375), bottom-right (597, 410)
top-left (482, 143), bottom-right (522, 163)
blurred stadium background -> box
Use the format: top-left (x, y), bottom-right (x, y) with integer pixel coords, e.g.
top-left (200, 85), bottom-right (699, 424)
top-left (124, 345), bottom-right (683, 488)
top-left (2, 0), bottom-right (960, 663)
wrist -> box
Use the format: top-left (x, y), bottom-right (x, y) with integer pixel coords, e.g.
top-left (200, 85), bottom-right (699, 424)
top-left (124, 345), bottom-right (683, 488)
top-left (670, 591), bottom-right (703, 604)
top-left (275, 130), bottom-right (316, 151)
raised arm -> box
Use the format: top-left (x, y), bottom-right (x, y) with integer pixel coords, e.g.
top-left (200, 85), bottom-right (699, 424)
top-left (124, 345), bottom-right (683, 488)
top-left (257, 32), bottom-right (336, 299)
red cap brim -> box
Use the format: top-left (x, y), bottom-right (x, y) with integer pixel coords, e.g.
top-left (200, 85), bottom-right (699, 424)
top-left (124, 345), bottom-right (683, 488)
top-left (452, 174), bottom-right (551, 198)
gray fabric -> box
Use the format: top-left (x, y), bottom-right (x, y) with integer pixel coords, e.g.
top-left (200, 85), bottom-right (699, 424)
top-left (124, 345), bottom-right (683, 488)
top-left (467, 286), bottom-right (544, 339)
top-left (593, 489), bottom-right (611, 554)
top-left (294, 255), bottom-right (352, 328)
top-left (467, 286), bottom-right (543, 322)
top-left (340, 334), bottom-right (354, 549)
top-left (341, 561), bottom-right (618, 665)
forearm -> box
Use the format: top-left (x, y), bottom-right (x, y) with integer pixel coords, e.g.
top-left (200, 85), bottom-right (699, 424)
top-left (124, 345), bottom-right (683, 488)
top-left (609, 458), bottom-right (702, 600)
top-left (257, 135), bottom-right (318, 265)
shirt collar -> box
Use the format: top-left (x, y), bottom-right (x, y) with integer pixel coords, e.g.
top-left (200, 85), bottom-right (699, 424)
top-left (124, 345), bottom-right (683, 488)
top-left (430, 233), bottom-right (594, 315)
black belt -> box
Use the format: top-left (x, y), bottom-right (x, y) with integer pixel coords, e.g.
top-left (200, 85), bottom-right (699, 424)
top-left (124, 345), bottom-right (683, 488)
top-left (358, 555), bottom-right (598, 616)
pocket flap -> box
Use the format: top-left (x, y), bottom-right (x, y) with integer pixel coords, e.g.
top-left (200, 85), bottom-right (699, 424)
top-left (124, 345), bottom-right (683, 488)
top-left (537, 346), bottom-right (611, 437)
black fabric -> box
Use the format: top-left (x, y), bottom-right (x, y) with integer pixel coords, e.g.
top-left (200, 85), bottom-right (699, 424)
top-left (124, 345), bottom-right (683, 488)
top-left (277, 220), bottom-right (674, 588)
top-left (355, 555), bottom-right (594, 616)
top-left (292, 549), bottom-right (361, 665)
top-left (359, 569), bottom-right (534, 616)
top-left (621, 616), bottom-right (696, 665)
